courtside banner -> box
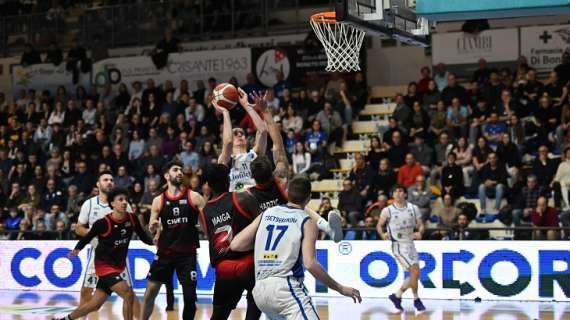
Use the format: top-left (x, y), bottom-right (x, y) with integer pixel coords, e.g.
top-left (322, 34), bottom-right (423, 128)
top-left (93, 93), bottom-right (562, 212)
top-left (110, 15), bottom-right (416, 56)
top-left (1, 241), bottom-right (568, 301)
top-left (521, 24), bottom-right (570, 75)
top-left (91, 48), bottom-right (251, 91)
top-left (11, 63), bottom-right (91, 95)
top-left (432, 29), bottom-right (519, 78)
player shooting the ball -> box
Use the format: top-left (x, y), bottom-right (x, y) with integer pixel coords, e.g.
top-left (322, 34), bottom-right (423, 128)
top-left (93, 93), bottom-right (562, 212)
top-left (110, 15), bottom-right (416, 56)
top-left (212, 86), bottom-right (268, 192)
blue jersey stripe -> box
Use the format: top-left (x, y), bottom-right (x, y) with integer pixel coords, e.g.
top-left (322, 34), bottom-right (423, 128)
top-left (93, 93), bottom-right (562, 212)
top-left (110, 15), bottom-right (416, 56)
top-left (287, 276), bottom-right (309, 320)
top-left (302, 282), bottom-right (320, 320)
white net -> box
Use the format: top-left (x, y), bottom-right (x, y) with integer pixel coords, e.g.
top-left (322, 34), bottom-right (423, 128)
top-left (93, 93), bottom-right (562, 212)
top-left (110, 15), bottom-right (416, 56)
top-left (310, 15), bottom-right (366, 72)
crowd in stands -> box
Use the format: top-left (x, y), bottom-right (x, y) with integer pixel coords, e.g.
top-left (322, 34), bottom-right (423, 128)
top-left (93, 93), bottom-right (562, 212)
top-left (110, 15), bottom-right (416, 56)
top-left (2, 46), bottom-right (570, 241)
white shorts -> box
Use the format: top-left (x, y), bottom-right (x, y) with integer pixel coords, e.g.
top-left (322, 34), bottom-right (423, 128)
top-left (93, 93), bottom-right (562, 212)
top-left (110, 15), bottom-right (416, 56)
top-left (82, 248), bottom-right (133, 288)
top-left (253, 276), bottom-right (320, 320)
top-left (391, 242), bottom-right (419, 270)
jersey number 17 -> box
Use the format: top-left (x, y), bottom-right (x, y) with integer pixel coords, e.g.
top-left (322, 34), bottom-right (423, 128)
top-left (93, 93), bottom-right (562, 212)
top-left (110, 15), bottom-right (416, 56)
top-left (264, 224), bottom-right (288, 251)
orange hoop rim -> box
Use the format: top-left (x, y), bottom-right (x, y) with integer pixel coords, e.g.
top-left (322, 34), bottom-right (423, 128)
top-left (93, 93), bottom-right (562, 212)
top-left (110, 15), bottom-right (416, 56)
top-left (310, 11), bottom-right (337, 24)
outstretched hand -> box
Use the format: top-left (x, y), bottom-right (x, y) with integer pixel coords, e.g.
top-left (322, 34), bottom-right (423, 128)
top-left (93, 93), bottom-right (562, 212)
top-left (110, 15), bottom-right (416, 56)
top-left (211, 100), bottom-right (229, 115)
top-left (238, 87), bottom-right (251, 108)
top-left (251, 90), bottom-right (268, 113)
top-left (339, 285), bottom-right (362, 303)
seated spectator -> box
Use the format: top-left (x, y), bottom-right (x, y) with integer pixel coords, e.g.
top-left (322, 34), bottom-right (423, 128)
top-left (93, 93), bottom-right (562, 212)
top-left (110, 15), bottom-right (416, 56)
top-left (33, 221), bottom-right (55, 240)
top-left (179, 140), bottom-right (199, 170)
top-left (304, 120), bottom-right (327, 162)
top-left (292, 142), bottom-right (311, 175)
top-left (533, 145), bottom-right (559, 191)
top-left (349, 153), bottom-right (373, 201)
top-left (338, 179), bottom-right (364, 227)
top-left (44, 42), bottom-right (63, 66)
top-left (5, 207), bottom-right (22, 232)
top-left (371, 158), bottom-right (397, 197)
top-left (483, 112), bottom-right (507, 150)
top-left (54, 220), bottom-right (72, 240)
top-left (496, 133), bottom-right (521, 183)
top-left (282, 105), bottom-right (303, 135)
top-left (428, 100), bottom-right (447, 138)
top-left (41, 179), bottom-right (64, 211)
top-left (365, 193), bottom-right (389, 221)
top-left (478, 152), bottom-right (508, 213)
top-left (417, 67), bottom-right (433, 96)
top-left (392, 94), bottom-right (412, 129)
top-left (432, 194), bottom-right (461, 239)
top-left (407, 175), bottom-right (432, 221)
top-left (65, 185), bottom-right (82, 222)
top-left (472, 136), bottom-right (492, 175)
top-left (409, 102), bottom-right (430, 139)
top-left (385, 131), bottom-right (408, 169)
top-left (441, 152), bottom-right (464, 199)
top-left (446, 97), bottom-right (469, 138)
top-left (553, 147), bottom-right (570, 210)
top-left (316, 101), bottom-right (344, 147)
top-left (397, 153), bottom-right (423, 188)
top-left (448, 213), bottom-right (484, 240)
top-left (531, 196), bottom-right (560, 240)
top-left (408, 133), bottom-right (433, 174)
top-left (429, 131), bottom-right (453, 186)
top-left (512, 175), bottom-right (544, 238)
top-left (16, 218), bottom-right (32, 240)
top-left (367, 136), bottom-right (386, 172)
top-left (20, 43), bottom-right (42, 66)
top-left (115, 166), bottom-right (134, 189)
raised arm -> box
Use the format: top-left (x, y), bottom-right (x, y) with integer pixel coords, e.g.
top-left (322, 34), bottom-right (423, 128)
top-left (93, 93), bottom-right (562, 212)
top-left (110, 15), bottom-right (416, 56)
top-left (239, 88), bottom-right (267, 155)
top-left (256, 91), bottom-right (289, 177)
top-left (213, 101), bottom-right (233, 166)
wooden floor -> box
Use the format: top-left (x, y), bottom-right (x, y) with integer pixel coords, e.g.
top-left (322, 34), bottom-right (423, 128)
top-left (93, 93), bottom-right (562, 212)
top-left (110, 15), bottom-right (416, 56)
top-left (0, 290), bottom-right (568, 320)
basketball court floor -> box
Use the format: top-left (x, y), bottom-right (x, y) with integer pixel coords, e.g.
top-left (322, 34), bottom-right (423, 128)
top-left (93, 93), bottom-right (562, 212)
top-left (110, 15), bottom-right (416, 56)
top-left (0, 290), bottom-right (568, 320)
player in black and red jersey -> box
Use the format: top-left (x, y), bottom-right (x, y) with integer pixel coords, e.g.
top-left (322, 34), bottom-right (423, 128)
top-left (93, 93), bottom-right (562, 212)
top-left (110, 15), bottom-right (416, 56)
top-left (141, 160), bottom-right (205, 320)
top-left (55, 188), bottom-right (153, 320)
top-left (199, 163), bottom-right (262, 320)
top-left (248, 92), bottom-right (343, 242)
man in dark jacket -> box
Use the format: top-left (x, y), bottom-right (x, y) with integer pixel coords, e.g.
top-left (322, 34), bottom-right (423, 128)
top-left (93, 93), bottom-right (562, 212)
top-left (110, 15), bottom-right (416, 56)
top-left (478, 152), bottom-right (508, 212)
top-left (338, 179), bottom-right (363, 227)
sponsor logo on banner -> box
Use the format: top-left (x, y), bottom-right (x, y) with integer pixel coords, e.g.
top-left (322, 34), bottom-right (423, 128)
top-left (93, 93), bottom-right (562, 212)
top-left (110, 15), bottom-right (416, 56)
top-left (521, 24), bottom-right (570, 74)
top-left (432, 29), bottom-right (519, 78)
top-left (11, 63), bottom-right (90, 95)
top-left (255, 49), bottom-right (291, 88)
top-left (1, 241), bottom-right (568, 301)
top-left (92, 49), bottom-right (251, 91)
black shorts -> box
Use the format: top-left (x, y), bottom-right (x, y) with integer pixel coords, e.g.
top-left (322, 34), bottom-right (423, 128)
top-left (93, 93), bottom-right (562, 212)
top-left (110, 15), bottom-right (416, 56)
top-left (96, 273), bottom-right (124, 296)
top-left (212, 261), bottom-right (255, 309)
top-left (147, 255), bottom-right (198, 289)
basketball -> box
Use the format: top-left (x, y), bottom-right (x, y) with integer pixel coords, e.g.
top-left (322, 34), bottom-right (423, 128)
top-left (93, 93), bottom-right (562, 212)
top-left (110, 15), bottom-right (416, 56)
top-left (212, 83), bottom-right (239, 109)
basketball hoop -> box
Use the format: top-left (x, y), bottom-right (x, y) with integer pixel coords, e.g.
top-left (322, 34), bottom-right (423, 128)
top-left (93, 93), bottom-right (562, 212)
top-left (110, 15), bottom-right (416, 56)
top-left (310, 11), bottom-right (366, 72)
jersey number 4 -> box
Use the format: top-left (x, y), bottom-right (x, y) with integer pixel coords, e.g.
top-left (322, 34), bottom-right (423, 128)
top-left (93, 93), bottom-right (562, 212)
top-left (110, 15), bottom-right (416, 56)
top-left (264, 224), bottom-right (288, 251)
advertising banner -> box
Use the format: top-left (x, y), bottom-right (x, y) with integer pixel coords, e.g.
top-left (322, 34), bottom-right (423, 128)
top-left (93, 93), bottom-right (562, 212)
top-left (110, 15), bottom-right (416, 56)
top-left (432, 29), bottom-right (519, 78)
top-left (521, 24), bottom-right (570, 75)
top-left (91, 48), bottom-right (251, 91)
top-left (11, 63), bottom-right (90, 95)
top-left (1, 241), bottom-right (568, 301)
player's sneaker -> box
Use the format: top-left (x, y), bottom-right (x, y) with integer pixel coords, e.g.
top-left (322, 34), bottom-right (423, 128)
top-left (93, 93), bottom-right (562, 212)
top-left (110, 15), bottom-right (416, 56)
top-left (328, 209), bottom-right (343, 243)
top-left (414, 298), bottom-right (426, 313)
top-left (388, 294), bottom-right (403, 312)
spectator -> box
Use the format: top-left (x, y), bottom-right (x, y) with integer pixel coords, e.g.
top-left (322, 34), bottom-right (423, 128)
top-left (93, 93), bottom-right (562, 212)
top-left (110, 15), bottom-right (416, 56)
top-left (452, 137), bottom-right (473, 188)
top-left (512, 175), bottom-right (544, 236)
top-left (441, 152), bottom-right (464, 199)
top-left (273, 71), bottom-right (290, 98)
top-left (180, 140), bottom-right (199, 170)
top-left (472, 58), bottom-right (491, 84)
top-left (531, 196), bottom-right (560, 240)
top-left (408, 133), bottom-right (433, 173)
top-left (5, 182), bottom-right (26, 211)
top-left (366, 136), bottom-right (386, 173)
top-left (349, 153), bottom-right (373, 201)
top-left (33, 221), bottom-right (54, 240)
top-left (397, 153), bottom-right (423, 188)
top-left (21, 184), bottom-right (41, 210)
top-left (441, 73), bottom-right (467, 106)
top-left (385, 131), bottom-right (408, 169)
top-left (478, 152), bottom-right (508, 213)
top-left (432, 194), bottom-right (461, 239)
top-left (430, 131), bottom-right (453, 185)
top-left (423, 81), bottom-right (441, 112)
top-left (65, 185), bottom-right (82, 222)
top-left (433, 63), bottom-right (449, 91)
top-left (365, 193), bottom-right (389, 221)
top-left (282, 105), bottom-right (303, 135)
top-left (44, 42), bottom-right (63, 66)
top-left (5, 207), bottom-right (22, 232)
top-left (448, 213), bottom-right (483, 240)
top-left (128, 130), bottom-right (145, 161)
top-left (315, 101), bottom-right (344, 147)
top-left (417, 66), bottom-right (432, 95)
top-left (115, 166), bottom-right (134, 189)
top-left (472, 136), bottom-right (492, 174)
top-left (446, 97), bottom-right (469, 138)
top-left (20, 43), bottom-right (42, 66)
top-left (344, 216), bottom-right (379, 240)
top-left (407, 175), bottom-right (432, 221)
top-left (292, 142), bottom-right (311, 175)
top-left (392, 94), bottom-right (412, 128)
top-left (553, 147), bottom-right (570, 210)
top-left (409, 102), bottom-right (430, 139)
top-left (54, 220), bottom-right (72, 240)
top-left (66, 39), bottom-right (90, 84)
top-left (69, 161), bottom-right (95, 196)
top-left (41, 178), bottom-right (65, 212)
top-left (317, 197), bottom-right (335, 240)
top-left (304, 120), bottom-right (327, 162)
top-left (338, 179), bottom-right (364, 227)
top-left (371, 158), bottom-right (397, 197)
top-left (483, 112), bottom-right (507, 150)
top-left (404, 82), bottom-right (421, 108)
top-left (532, 145), bottom-right (558, 190)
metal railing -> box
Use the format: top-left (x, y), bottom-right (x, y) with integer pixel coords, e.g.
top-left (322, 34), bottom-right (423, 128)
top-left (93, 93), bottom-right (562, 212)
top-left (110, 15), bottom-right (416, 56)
top-left (0, 0), bottom-right (333, 57)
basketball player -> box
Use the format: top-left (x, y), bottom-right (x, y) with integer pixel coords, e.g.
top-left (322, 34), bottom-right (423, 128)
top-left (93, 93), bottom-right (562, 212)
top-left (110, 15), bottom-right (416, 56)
top-left (229, 175), bottom-right (362, 319)
top-left (75, 171), bottom-right (141, 316)
top-left (199, 163), bottom-right (262, 320)
top-left (376, 185), bottom-right (426, 313)
top-left (57, 188), bottom-right (154, 320)
top-left (249, 94), bottom-right (343, 242)
top-left (214, 88), bottom-right (267, 192)
top-left (141, 160), bottom-right (205, 320)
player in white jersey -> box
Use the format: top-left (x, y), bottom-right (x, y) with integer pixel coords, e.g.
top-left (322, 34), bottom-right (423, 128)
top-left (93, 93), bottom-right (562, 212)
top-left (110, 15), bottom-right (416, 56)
top-left (215, 88), bottom-right (267, 192)
top-left (230, 175), bottom-right (361, 319)
top-left (75, 171), bottom-right (140, 316)
top-left (377, 185), bottom-right (426, 313)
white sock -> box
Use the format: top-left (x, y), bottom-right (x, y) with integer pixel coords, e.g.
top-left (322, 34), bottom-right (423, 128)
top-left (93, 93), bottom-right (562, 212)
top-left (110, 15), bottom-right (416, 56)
top-left (316, 217), bottom-right (330, 233)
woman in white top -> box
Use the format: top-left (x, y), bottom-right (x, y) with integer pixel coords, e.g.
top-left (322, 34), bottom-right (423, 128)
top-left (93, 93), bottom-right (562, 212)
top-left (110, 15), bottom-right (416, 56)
top-left (452, 136), bottom-right (473, 187)
top-left (292, 142), bottom-right (311, 174)
top-left (48, 101), bottom-right (65, 126)
top-left (282, 105), bottom-right (303, 135)
top-left (128, 129), bottom-right (145, 160)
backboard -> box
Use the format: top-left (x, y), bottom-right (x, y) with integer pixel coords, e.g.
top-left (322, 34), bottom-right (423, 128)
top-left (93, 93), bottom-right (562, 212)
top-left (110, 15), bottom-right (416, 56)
top-left (335, 0), bottom-right (431, 47)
